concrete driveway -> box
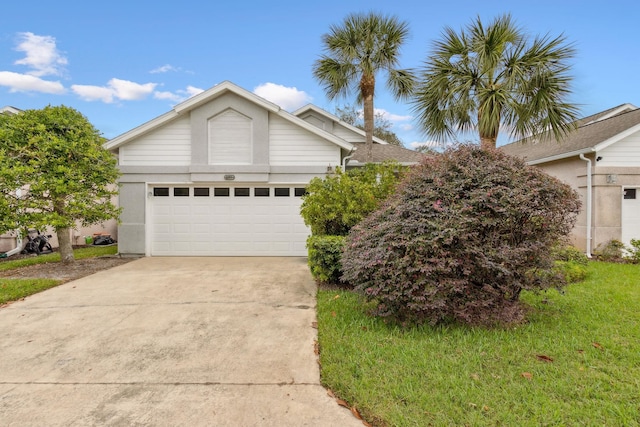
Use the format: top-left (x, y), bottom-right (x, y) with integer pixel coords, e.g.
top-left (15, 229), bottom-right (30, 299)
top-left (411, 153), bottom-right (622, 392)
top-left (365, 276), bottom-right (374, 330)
top-left (0, 257), bottom-right (362, 426)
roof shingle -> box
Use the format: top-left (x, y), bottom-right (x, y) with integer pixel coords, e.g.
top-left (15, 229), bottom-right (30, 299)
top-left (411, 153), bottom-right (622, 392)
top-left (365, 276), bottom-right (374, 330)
top-left (500, 106), bottom-right (640, 162)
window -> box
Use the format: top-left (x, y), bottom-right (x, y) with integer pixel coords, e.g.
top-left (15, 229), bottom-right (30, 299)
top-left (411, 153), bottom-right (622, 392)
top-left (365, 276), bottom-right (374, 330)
top-left (194, 187), bottom-right (210, 197)
top-left (275, 188), bottom-right (290, 197)
top-left (214, 188), bottom-right (230, 197)
top-left (255, 188), bottom-right (270, 197)
top-left (174, 187), bottom-right (189, 197)
top-left (234, 188), bottom-right (250, 197)
top-left (294, 187), bottom-right (307, 197)
top-left (153, 187), bottom-right (169, 197)
top-left (624, 189), bottom-right (637, 200)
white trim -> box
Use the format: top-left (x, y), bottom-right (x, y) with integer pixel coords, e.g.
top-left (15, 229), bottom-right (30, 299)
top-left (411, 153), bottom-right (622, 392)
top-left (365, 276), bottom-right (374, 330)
top-left (294, 104), bottom-right (389, 145)
top-left (593, 122), bottom-right (640, 152)
top-left (104, 110), bottom-right (179, 150)
top-left (104, 81), bottom-right (354, 153)
top-left (526, 148), bottom-right (595, 165)
top-left (583, 103), bottom-right (638, 125)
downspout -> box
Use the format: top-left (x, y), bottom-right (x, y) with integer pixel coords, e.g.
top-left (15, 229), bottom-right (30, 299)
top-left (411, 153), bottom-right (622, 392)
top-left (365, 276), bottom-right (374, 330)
top-left (4, 235), bottom-right (23, 257)
top-left (341, 149), bottom-right (356, 171)
top-left (579, 153), bottom-right (593, 258)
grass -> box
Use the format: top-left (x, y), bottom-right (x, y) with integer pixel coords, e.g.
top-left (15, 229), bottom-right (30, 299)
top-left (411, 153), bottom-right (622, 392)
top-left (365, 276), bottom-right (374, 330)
top-left (317, 262), bottom-right (640, 426)
top-left (0, 278), bottom-right (61, 305)
top-left (0, 245), bottom-right (117, 271)
top-left (0, 245), bottom-right (118, 305)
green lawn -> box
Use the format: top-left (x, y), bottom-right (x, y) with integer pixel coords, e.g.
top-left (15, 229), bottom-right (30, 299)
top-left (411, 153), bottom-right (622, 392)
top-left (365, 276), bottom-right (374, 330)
top-left (317, 262), bottom-right (640, 426)
top-left (0, 245), bottom-right (118, 305)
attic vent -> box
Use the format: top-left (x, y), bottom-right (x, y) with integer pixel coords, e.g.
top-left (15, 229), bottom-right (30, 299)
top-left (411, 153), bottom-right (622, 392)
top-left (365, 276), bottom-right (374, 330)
top-left (208, 109), bottom-right (252, 165)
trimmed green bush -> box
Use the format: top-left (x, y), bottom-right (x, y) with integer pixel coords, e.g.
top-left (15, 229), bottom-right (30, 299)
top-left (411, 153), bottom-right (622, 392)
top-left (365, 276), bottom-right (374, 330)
top-left (627, 239), bottom-right (640, 263)
top-left (593, 239), bottom-right (626, 262)
top-left (342, 145), bottom-right (582, 326)
top-left (550, 245), bottom-right (589, 284)
top-left (307, 235), bottom-right (346, 284)
top-left (300, 161), bottom-right (405, 236)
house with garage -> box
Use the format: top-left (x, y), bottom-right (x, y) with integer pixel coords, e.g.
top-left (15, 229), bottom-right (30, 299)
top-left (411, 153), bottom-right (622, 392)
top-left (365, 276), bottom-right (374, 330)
top-left (501, 103), bottom-right (640, 255)
top-left (105, 81), bottom-right (423, 257)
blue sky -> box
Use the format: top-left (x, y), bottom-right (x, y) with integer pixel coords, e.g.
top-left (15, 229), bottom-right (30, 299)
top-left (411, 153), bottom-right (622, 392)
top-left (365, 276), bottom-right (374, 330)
top-left (2, 0), bottom-right (639, 148)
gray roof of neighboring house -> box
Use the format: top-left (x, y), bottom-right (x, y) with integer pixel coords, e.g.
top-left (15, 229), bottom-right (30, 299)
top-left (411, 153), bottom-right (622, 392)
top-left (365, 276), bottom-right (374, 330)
top-left (500, 104), bottom-right (640, 162)
top-left (349, 142), bottom-right (426, 165)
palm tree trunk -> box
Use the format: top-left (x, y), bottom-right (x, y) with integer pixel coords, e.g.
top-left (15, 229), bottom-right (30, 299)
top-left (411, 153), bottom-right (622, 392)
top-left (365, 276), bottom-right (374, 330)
top-left (56, 227), bottom-right (75, 263)
top-left (480, 135), bottom-right (497, 150)
top-left (361, 75), bottom-right (375, 162)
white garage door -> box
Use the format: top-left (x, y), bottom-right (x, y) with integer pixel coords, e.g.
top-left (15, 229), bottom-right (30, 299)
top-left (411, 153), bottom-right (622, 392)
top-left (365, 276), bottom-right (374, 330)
top-left (149, 185), bottom-right (309, 256)
top-left (621, 187), bottom-right (640, 247)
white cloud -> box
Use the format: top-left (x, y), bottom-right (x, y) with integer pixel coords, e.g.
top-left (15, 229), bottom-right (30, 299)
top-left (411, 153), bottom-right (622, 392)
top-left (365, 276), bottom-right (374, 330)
top-left (14, 32), bottom-right (67, 77)
top-left (71, 78), bottom-right (157, 103)
top-left (253, 82), bottom-right (312, 111)
top-left (109, 78), bottom-right (156, 100)
top-left (153, 85), bottom-right (204, 103)
top-left (150, 64), bottom-right (179, 74)
top-left (182, 85), bottom-right (204, 97)
top-left (154, 90), bottom-right (181, 102)
top-left (0, 71), bottom-right (65, 94)
top-left (72, 84), bottom-right (116, 103)
top-left (374, 108), bottom-right (412, 122)
top-left (399, 123), bottom-right (413, 131)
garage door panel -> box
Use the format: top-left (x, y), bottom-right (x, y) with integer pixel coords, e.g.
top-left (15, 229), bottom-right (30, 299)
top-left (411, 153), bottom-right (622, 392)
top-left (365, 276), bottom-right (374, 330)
top-left (150, 185), bottom-right (309, 256)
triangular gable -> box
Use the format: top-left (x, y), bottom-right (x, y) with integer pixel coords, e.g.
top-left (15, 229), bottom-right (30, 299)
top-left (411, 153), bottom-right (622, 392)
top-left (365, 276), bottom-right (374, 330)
top-left (105, 81), bottom-right (354, 152)
top-left (0, 106), bottom-right (21, 115)
top-left (501, 105), bottom-right (640, 163)
top-left (293, 104), bottom-right (389, 145)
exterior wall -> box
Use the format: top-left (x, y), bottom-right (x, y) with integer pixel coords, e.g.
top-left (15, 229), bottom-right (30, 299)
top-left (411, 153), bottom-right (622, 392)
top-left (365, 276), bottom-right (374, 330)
top-left (537, 155), bottom-right (640, 252)
top-left (332, 124), bottom-right (365, 144)
top-left (119, 115), bottom-right (191, 166)
top-left (269, 115), bottom-right (341, 166)
top-left (591, 166), bottom-right (640, 249)
top-left (117, 182), bottom-right (147, 255)
top-left (534, 157), bottom-right (588, 250)
top-left (597, 130), bottom-right (640, 167)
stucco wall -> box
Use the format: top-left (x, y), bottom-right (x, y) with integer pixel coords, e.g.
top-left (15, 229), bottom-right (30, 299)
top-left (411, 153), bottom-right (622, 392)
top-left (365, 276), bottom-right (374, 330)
top-left (535, 155), bottom-right (640, 252)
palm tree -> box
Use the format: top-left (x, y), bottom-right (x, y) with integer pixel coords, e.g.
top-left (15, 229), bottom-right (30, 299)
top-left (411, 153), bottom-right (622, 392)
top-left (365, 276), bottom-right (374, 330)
top-left (313, 12), bottom-right (415, 161)
top-left (412, 14), bottom-right (579, 150)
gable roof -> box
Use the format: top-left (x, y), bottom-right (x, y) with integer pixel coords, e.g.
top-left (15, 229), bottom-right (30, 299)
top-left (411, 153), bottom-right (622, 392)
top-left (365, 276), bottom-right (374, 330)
top-left (500, 104), bottom-right (640, 164)
top-left (293, 104), bottom-right (389, 145)
top-left (293, 104), bottom-right (425, 164)
top-left (1, 106), bottom-right (21, 115)
top-left (105, 81), bottom-right (354, 151)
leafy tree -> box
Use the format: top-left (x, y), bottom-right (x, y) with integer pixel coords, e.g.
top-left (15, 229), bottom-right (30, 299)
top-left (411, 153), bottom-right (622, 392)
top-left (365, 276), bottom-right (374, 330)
top-left (0, 105), bottom-right (120, 263)
top-left (335, 104), bottom-right (404, 146)
top-left (300, 161), bottom-right (404, 236)
top-left (412, 14), bottom-right (579, 149)
top-left (313, 12), bottom-right (415, 161)
top-left (342, 145), bottom-right (581, 326)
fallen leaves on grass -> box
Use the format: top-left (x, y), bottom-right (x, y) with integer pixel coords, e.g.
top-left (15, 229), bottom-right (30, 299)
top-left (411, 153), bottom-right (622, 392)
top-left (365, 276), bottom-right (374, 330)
top-left (536, 354), bottom-right (554, 362)
top-left (521, 372), bottom-right (533, 380)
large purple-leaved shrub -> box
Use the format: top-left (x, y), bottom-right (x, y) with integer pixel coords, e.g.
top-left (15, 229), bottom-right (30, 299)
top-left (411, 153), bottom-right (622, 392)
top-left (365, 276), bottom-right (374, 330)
top-left (341, 145), bottom-right (581, 326)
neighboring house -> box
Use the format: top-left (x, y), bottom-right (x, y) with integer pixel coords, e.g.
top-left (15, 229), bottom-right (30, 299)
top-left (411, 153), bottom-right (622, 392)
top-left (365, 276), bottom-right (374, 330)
top-left (105, 81), bottom-right (424, 257)
top-left (501, 103), bottom-right (640, 254)
top-left (0, 105), bottom-right (116, 254)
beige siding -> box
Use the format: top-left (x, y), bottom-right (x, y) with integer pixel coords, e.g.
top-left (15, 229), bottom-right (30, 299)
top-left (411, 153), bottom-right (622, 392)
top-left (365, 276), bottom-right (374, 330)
top-left (332, 124), bottom-right (365, 144)
top-left (269, 115), bottom-right (341, 166)
top-left (209, 109), bottom-right (252, 165)
top-left (597, 130), bottom-right (640, 167)
top-left (119, 116), bottom-right (191, 166)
